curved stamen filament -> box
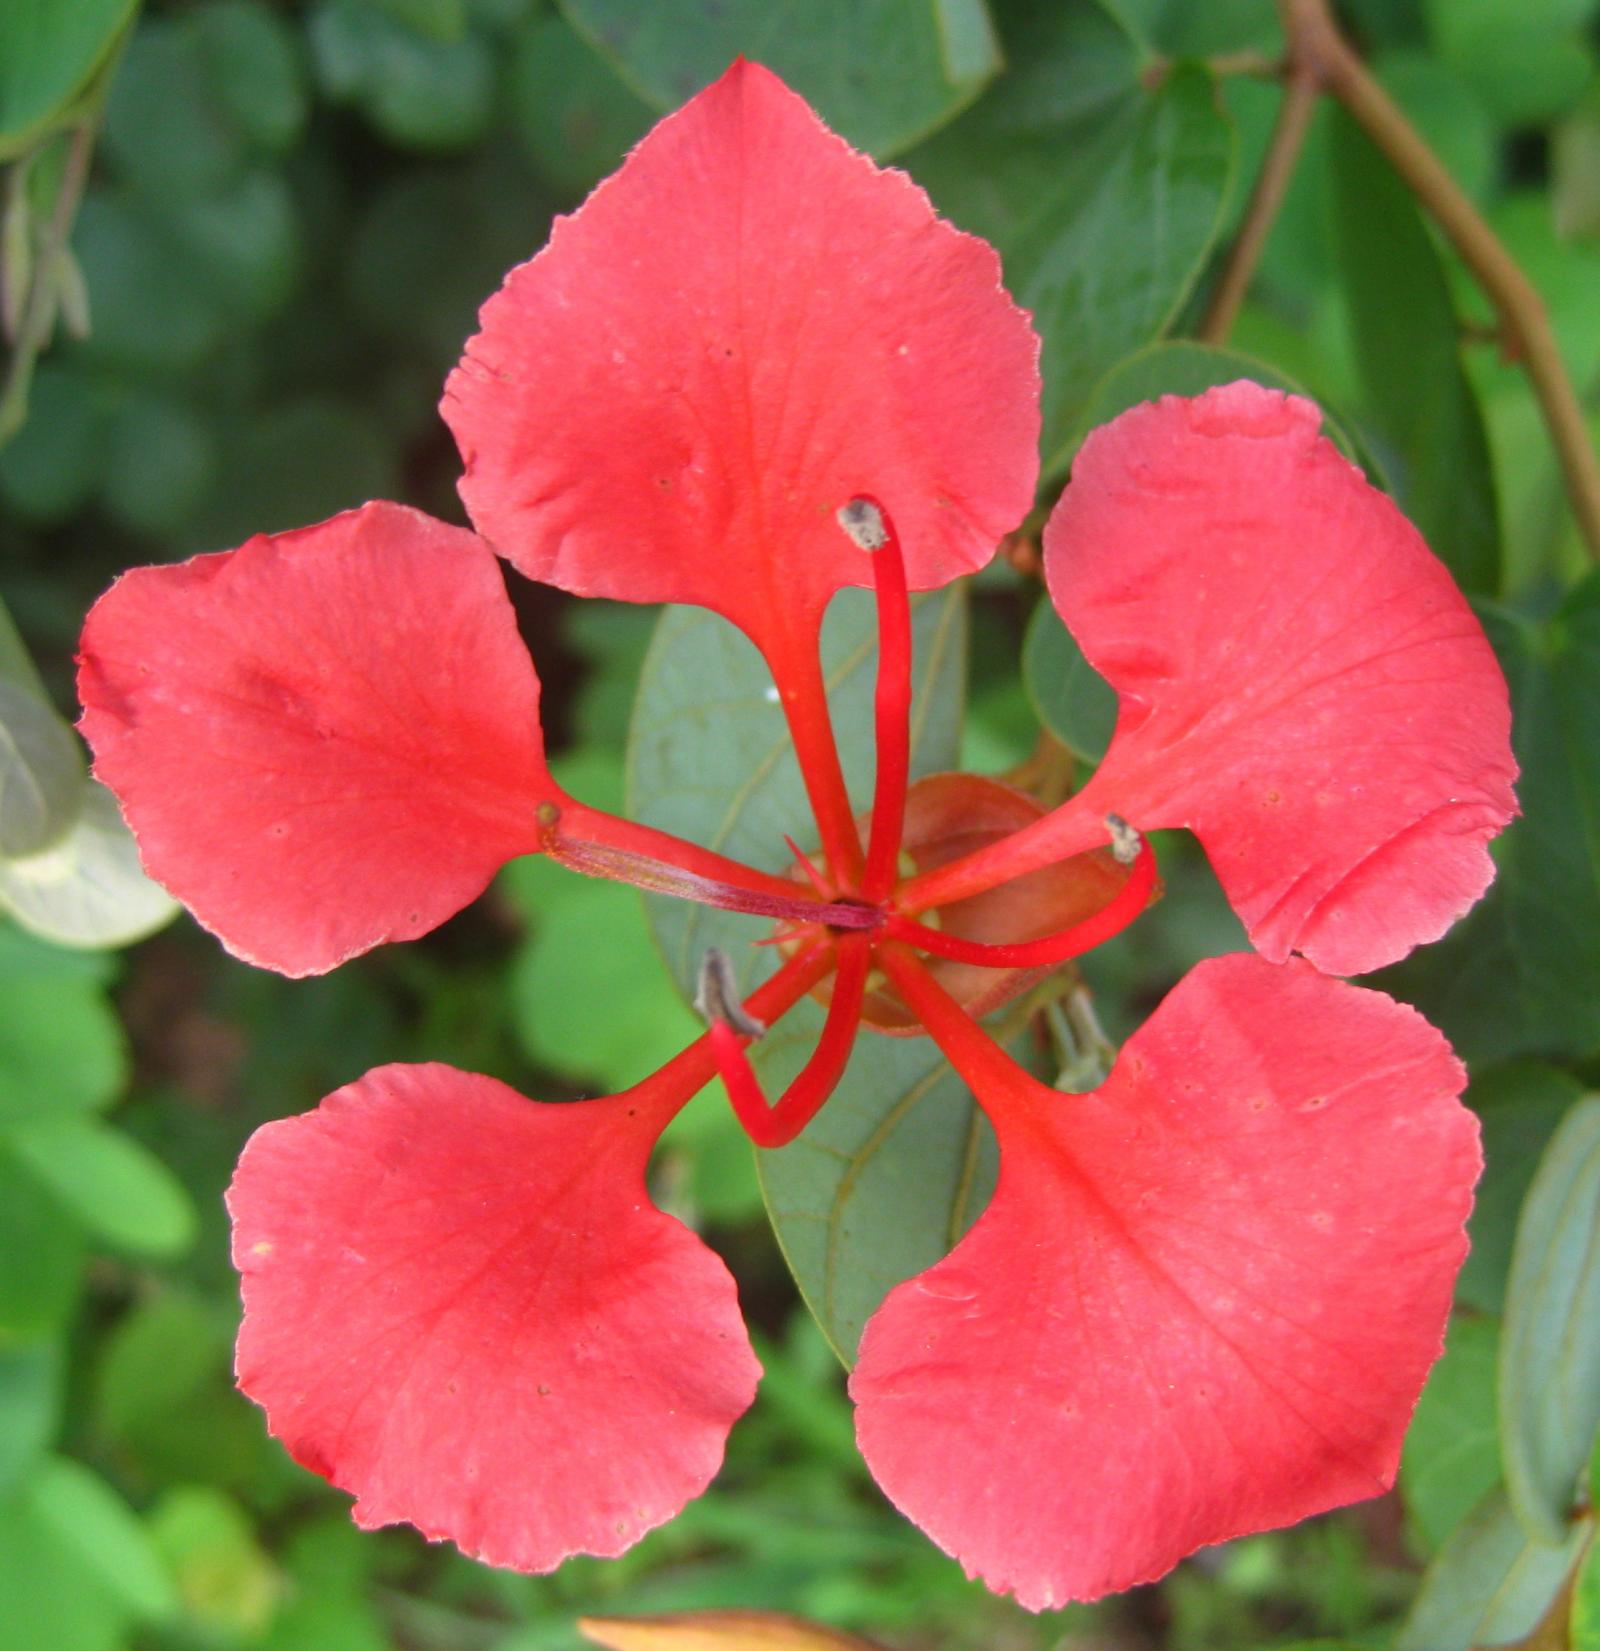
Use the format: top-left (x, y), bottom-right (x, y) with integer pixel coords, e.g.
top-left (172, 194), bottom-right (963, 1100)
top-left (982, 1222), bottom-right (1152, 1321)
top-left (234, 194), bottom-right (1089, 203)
top-left (876, 943), bottom-right (1056, 1113)
top-left (702, 934), bottom-right (872, 1148)
top-left (884, 834), bottom-right (1157, 968)
top-left (545, 798), bottom-right (878, 929)
top-left (839, 497), bottom-right (912, 905)
top-left (625, 940), bottom-right (835, 1129)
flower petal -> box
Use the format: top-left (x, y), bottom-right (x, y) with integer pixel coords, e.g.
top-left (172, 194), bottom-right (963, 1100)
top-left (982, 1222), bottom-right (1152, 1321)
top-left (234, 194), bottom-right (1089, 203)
top-left (443, 60), bottom-right (1039, 651)
top-left (78, 503), bottom-right (552, 976)
top-left (851, 953), bottom-right (1479, 1608)
top-left (1046, 381), bottom-right (1517, 975)
top-left (229, 1063), bottom-right (760, 1570)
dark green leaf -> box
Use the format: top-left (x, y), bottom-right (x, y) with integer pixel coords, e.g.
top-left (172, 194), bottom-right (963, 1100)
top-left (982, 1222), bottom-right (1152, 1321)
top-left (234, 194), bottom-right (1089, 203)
top-left (7, 1119), bottom-right (197, 1259)
top-left (1022, 599), bottom-right (1116, 765)
top-left (1396, 1488), bottom-right (1590, 1651)
top-left (1500, 1094), bottom-right (1600, 1543)
top-left (628, 588), bottom-right (966, 1003)
top-left (0, 683), bottom-right (85, 858)
top-left (102, 18), bottom-right (250, 198)
top-left (1402, 1314), bottom-right (1501, 1552)
top-left (151, 168), bottom-right (302, 323)
top-left (756, 1002), bottom-right (1046, 1363)
top-left (1459, 1062), bottom-right (1587, 1315)
top-left (507, 11), bottom-right (654, 199)
top-left (1329, 110), bottom-right (1499, 594)
top-left (558, 0), bottom-right (1001, 159)
top-left (102, 390), bottom-right (216, 538)
top-left (1070, 339), bottom-right (1362, 461)
top-left (309, 0), bottom-right (495, 152)
top-left (908, 15), bottom-right (1234, 471)
top-left (0, 364), bottom-right (107, 526)
top-left (0, 0), bottom-right (137, 154)
top-left (191, 0), bottom-right (310, 156)
top-left (1377, 579), bottom-right (1600, 1064)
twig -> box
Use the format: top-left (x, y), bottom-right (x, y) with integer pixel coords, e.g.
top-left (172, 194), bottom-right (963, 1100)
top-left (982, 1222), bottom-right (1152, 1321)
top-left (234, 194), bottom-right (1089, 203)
top-left (1199, 62), bottom-right (1320, 344)
top-left (1276, 0), bottom-right (1600, 562)
top-left (0, 121), bottom-right (95, 447)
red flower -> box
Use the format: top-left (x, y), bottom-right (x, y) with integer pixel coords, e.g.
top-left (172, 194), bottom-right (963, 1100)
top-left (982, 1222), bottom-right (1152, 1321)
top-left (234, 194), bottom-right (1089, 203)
top-left (77, 62), bottom-right (1513, 1607)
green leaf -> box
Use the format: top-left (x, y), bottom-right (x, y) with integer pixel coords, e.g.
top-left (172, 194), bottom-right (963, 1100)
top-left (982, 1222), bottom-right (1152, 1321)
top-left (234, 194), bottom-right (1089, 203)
top-left (1423, 0), bottom-right (1595, 126)
top-left (1501, 1094), bottom-right (1600, 1543)
top-left (102, 390), bottom-right (217, 538)
top-left (1377, 578), bottom-right (1600, 1064)
top-left (309, 0), bottom-right (495, 152)
top-left (1402, 1315), bottom-right (1501, 1553)
top-left (756, 1003), bottom-right (1050, 1363)
top-left (908, 12), bottom-right (1235, 471)
top-left (1396, 1487), bottom-right (1591, 1651)
top-left (558, 0), bottom-right (1002, 159)
top-left (0, 1149), bottom-right (83, 1337)
top-left (6, 1119), bottom-right (197, 1259)
top-left (148, 1487), bottom-right (278, 1637)
top-left (1070, 339), bottom-right (1363, 462)
top-left (0, 0), bottom-right (138, 154)
top-left (0, 1341), bottom-right (60, 1499)
top-left (0, 363), bottom-right (107, 526)
top-left (102, 17), bottom-right (251, 198)
top-left (0, 779), bottom-right (179, 949)
top-left (1459, 1062), bottom-right (1586, 1315)
top-left (0, 683), bottom-right (85, 858)
top-left (1575, 1510), bottom-right (1600, 1651)
top-left (1329, 109), bottom-right (1500, 595)
top-left (1022, 598), bottom-right (1116, 765)
top-left (0, 947), bottom-right (125, 1125)
top-left (628, 587), bottom-right (967, 1004)
top-left (506, 11), bottom-right (654, 199)
top-left (190, 0), bottom-right (310, 156)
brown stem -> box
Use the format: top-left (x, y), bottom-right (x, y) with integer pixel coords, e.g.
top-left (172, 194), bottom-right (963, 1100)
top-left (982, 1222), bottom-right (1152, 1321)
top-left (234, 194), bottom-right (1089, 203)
top-left (1277, 0), bottom-right (1600, 561)
top-left (1198, 63), bottom-right (1320, 345)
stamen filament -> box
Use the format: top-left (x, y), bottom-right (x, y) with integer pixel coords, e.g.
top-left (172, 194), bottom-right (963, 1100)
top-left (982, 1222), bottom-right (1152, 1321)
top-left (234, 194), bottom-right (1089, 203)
top-left (547, 798), bottom-right (877, 928)
top-left (703, 934), bottom-right (872, 1147)
top-left (877, 943), bottom-right (1057, 1114)
top-left (884, 835), bottom-right (1157, 968)
top-left (770, 627), bottom-right (866, 890)
top-left (840, 496), bottom-right (912, 906)
top-left (624, 940), bottom-right (835, 1127)
top-left (896, 791), bottom-right (1119, 916)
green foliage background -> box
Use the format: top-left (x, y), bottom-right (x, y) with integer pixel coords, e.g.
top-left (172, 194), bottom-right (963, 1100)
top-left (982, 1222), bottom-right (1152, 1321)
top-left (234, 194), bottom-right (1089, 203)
top-left (3, 1), bottom-right (1600, 1649)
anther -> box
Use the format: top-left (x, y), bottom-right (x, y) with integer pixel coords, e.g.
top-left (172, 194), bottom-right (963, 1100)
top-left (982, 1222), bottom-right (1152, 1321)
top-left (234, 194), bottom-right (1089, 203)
top-left (1106, 813), bottom-right (1140, 866)
top-left (836, 497), bottom-right (888, 552)
top-left (695, 947), bottom-right (766, 1038)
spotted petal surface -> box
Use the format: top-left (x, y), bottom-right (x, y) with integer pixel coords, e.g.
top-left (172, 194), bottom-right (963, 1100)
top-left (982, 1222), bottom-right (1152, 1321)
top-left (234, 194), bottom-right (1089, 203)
top-left (852, 954), bottom-right (1479, 1607)
top-left (78, 503), bottom-right (552, 975)
top-left (231, 1064), bottom-right (761, 1570)
top-left (444, 59), bottom-right (1039, 654)
top-left (1047, 382), bottom-right (1517, 975)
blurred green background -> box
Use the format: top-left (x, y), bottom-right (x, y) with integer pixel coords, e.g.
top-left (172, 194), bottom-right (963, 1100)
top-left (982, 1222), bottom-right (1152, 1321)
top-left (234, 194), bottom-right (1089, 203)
top-left (3, 1), bottom-right (1600, 1648)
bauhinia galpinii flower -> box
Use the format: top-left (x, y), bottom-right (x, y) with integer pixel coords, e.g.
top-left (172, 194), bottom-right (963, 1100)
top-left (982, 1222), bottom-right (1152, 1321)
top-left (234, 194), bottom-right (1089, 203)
top-left (77, 61), bottom-right (1518, 1610)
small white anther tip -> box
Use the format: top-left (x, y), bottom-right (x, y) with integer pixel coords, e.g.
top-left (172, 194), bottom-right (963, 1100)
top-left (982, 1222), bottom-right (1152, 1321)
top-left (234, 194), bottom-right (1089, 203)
top-left (836, 497), bottom-right (887, 552)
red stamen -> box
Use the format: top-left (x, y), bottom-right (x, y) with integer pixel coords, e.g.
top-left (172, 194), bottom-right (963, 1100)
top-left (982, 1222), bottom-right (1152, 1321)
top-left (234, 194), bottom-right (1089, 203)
top-left (784, 834), bottom-right (834, 899)
top-left (839, 497), bottom-right (912, 907)
top-left (624, 940), bottom-right (835, 1127)
top-left (766, 625), bottom-right (866, 890)
top-left (896, 792), bottom-right (1111, 916)
top-left (877, 943), bottom-right (1055, 1113)
top-left (545, 798), bottom-right (878, 929)
top-left (885, 832), bottom-right (1157, 968)
top-left (703, 935), bottom-right (872, 1148)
